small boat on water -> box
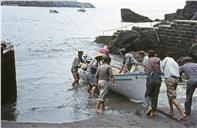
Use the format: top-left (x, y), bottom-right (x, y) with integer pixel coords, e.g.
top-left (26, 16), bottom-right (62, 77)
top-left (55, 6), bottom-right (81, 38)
top-left (109, 73), bottom-right (146, 103)
top-left (49, 9), bottom-right (59, 13)
top-left (77, 7), bottom-right (86, 12)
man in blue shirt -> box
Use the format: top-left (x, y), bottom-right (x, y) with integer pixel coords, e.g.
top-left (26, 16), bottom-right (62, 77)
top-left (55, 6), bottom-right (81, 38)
top-left (180, 57), bottom-right (197, 116)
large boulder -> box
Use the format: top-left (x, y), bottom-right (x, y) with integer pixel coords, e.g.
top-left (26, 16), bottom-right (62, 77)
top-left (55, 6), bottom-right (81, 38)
top-left (109, 30), bottom-right (140, 54)
top-left (95, 36), bottom-right (112, 45)
top-left (95, 27), bottom-right (158, 54)
top-left (165, 0), bottom-right (197, 20)
top-left (121, 8), bottom-right (152, 22)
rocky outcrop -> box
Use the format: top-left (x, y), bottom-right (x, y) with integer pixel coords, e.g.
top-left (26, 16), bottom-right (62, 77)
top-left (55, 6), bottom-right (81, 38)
top-left (95, 27), bottom-right (158, 54)
top-left (95, 36), bottom-right (112, 45)
top-left (1, 1), bottom-right (95, 8)
top-left (165, 0), bottom-right (197, 21)
top-left (121, 8), bottom-right (152, 22)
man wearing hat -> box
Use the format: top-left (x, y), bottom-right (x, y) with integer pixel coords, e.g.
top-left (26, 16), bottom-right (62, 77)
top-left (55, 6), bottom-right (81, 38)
top-left (119, 48), bottom-right (138, 73)
top-left (98, 45), bottom-right (109, 56)
top-left (95, 56), bottom-right (116, 112)
top-left (71, 51), bottom-right (86, 86)
top-left (138, 50), bottom-right (149, 66)
top-left (86, 52), bottom-right (104, 97)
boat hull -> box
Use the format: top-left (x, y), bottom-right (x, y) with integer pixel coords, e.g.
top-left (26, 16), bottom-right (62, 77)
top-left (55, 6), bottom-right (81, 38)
top-left (79, 69), bottom-right (146, 103)
top-left (109, 73), bottom-right (146, 103)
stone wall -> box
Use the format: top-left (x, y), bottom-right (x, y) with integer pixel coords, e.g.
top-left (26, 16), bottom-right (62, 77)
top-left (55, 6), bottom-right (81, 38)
top-left (157, 20), bottom-right (197, 60)
top-left (1, 42), bottom-right (17, 104)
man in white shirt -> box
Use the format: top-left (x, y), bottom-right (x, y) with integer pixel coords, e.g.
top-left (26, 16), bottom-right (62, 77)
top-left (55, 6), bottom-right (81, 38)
top-left (71, 51), bottom-right (86, 86)
top-left (161, 51), bottom-right (186, 120)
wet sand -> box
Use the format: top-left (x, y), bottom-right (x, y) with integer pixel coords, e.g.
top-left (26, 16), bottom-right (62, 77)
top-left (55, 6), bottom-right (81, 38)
top-left (2, 109), bottom-right (197, 128)
top-left (2, 81), bottom-right (197, 128)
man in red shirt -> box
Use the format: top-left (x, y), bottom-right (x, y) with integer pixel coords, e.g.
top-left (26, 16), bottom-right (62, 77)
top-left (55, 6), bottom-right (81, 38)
top-left (98, 45), bottom-right (109, 56)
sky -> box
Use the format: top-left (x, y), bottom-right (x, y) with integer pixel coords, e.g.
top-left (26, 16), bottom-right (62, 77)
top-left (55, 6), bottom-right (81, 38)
top-left (79, 0), bottom-right (186, 9)
top-left (1, 0), bottom-right (189, 19)
top-left (79, 0), bottom-right (187, 19)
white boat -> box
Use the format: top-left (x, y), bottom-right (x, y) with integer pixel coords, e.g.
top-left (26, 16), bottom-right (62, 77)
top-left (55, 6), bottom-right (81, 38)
top-left (77, 7), bottom-right (86, 12)
top-left (49, 9), bottom-right (59, 13)
top-left (109, 73), bottom-right (146, 103)
top-left (79, 66), bottom-right (146, 103)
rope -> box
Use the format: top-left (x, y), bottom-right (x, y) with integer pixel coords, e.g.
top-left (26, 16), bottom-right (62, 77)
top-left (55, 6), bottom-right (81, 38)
top-left (153, 28), bottom-right (161, 54)
top-left (64, 42), bottom-right (78, 51)
top-left (102, 23), bottom-right (136, 35)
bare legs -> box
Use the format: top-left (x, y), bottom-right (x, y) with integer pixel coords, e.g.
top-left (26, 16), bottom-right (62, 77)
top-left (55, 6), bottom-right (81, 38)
top-left (72, 73), bottom-right (79, 86)
top-left (91, 86), bottom-right (96, 97)
top-left (168, 99), bottom-right (186, 120)
top-left (87, 85), bottom-right (97, 97)
top-left (96, 100), bottom-right (104, 113)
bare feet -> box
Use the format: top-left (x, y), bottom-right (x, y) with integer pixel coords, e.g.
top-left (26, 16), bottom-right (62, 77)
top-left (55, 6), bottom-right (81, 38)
top-left (178, 114), bottom-right (187, 121)
top-left (96, 109), bottom-right (102, 113)
top-left (184, 111), bottom-right (190, 116)
top-left (149, 111), bottom-right (155, 118)
top-left (169, 112), bottom-right (175, 117)
top-left (146, 106), bottom-right (152, 116)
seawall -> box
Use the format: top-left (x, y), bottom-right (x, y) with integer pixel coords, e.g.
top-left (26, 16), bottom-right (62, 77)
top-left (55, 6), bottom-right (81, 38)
top-left (157, 20), bottom-right (197, 60)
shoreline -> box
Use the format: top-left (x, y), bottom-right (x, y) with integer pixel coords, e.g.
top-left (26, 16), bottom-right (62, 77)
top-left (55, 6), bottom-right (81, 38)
top-left (2, 107), bottom-right (197, 128)
top-left (2, 82), bottom-right (197, 128)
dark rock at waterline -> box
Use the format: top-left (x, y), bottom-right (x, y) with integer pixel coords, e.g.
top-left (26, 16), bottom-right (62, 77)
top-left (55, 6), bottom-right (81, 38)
top-left (95, 27), bottom-right (158, 54)
top-left (95, 36), bottom-right (112, 45)
top-left (165, 1), bottom-right (197, 21)
top-left (121, 8), bottom-right (152, 22)
top-left (154, 19), bottom-right (163, 22)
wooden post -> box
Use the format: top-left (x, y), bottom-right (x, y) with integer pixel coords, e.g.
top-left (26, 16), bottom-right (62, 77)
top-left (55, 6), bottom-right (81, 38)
top-left (1, 42), bottom-right (17, 104)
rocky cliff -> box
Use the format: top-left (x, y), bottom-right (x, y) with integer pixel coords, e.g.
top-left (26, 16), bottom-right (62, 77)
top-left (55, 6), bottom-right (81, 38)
top-left (165, 0), bottom-right (197, 21)
top-left (1, 1), bottom-right (95, 8)
top-left (121, 8), bottom-right (152, 22)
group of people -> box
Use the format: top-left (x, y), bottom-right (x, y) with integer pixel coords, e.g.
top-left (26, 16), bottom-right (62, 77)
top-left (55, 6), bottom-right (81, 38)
top-left (144, 50), bottom-right (197, 120)
top-left (70, 47), bottom-right (197, 118)
top-left (71, 46), bottom-right (115, 113)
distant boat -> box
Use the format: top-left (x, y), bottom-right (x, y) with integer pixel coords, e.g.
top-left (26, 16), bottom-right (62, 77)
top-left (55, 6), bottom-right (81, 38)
top-left (77, 7), bottom-right (86, 12)
top-left (49, 10), bottom-right (59, 13)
